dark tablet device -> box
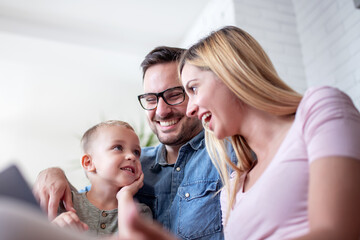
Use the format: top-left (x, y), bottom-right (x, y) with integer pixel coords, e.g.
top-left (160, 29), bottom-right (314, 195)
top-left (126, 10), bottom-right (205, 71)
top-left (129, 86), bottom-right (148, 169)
top-left (0, 164), bottom-right (42, 212)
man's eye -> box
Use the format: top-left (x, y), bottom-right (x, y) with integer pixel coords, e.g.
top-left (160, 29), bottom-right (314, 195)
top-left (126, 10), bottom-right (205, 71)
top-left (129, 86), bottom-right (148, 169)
top-left (114, 145), bottom-right (123, 151)
top-left (167, 92), bottom-right (183, 100)
top-left (145, 97), bottom-right (157, 103)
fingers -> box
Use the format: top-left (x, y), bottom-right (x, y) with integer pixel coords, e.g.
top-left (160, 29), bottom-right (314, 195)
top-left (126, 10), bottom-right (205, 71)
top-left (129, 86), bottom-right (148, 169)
top-left (47, 183), bottom-right (74, 220)
top-left (63, 185), bottom-right (75, 212)
top-left (134, 172), bottom-right (144, 190)
top-left (52, 211), bottom-right (89, 232)
top-left (32, 167), bottom-right (73, 220)
top-left (117, 173), bottom-right (144, 198)
top-left (137, 173), bottom-right (144, 189)
top-left (34, 187), bottom-right (50, 215)
top-left (48, 187), bottom-right (62, 221)
top-left (138, 172), bottom-right (144, 182)
top-left (117, 172), bottom-right (145, 198)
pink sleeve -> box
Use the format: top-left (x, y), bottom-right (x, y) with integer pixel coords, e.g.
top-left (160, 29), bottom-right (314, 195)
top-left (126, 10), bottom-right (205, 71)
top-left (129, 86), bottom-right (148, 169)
top-left (298, 86), bottom-right (360, 163)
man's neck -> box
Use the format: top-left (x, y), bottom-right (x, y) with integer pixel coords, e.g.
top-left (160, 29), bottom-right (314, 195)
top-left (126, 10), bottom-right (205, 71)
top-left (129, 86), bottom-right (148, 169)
top-left (165, 145), bottom-right (181, 164)
top-left (163, 129), bottom-right (202, 164)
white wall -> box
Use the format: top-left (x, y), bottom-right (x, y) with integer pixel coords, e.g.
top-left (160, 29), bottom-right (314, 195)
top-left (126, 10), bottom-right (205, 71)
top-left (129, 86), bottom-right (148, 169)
top-left (0, 31), bottom-right (146, 188)
top-left (183, 0), bottom-right (360, 109)
top-left (182, 0), bottom-right (307, 93)
top-left (233, 0), bottom-right (307, 93)
top-left (1, 0), bottom-right (359, 189)
top-left (293, 0), bottom-right (360, 109)
top-left (181, 0), bottom-right (236, 48)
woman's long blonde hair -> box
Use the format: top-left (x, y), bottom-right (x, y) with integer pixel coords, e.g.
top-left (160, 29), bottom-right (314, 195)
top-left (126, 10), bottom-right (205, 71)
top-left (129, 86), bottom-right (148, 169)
top-left (179, 26), bottom-right (302, 223)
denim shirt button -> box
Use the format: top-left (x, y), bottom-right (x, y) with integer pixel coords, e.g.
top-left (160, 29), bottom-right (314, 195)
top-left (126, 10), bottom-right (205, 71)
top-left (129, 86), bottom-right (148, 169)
top-left (185, 192), bottom-right (190, 198)
top-left (175, 167), bottom-right (181, 172)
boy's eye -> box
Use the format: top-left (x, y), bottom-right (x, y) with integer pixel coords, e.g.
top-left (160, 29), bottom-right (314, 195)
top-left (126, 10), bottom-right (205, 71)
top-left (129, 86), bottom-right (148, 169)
top-left (134, 150), bottom-right (141, 157)
top-left (114, 145), bottom-right (123, 151)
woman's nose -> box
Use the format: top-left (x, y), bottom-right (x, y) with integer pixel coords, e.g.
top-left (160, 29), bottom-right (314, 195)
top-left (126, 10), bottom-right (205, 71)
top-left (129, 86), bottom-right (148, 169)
top-left (186, 100), bottom-right (198, 118)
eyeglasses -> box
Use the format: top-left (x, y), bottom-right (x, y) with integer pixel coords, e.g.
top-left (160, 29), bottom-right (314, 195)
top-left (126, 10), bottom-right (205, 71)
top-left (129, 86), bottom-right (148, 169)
top-left (137, 86), bottom-right (186, 110)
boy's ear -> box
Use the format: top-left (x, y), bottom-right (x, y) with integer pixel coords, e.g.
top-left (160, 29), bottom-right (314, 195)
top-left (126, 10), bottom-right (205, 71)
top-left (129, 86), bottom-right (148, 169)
top-left (81, 154), bottom-right (96, 172)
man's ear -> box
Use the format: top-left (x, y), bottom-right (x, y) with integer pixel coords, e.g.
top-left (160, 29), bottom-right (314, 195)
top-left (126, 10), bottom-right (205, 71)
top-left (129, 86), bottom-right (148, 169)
top-left (81, 154), bottom-right (96, 172)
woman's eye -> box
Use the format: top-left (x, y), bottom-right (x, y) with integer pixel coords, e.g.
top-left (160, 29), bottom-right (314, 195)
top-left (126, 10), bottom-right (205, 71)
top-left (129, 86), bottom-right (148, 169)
top-left (189, 86), bottom-right (197, 94)
top-left (114, 145), bottom-right (123, 151)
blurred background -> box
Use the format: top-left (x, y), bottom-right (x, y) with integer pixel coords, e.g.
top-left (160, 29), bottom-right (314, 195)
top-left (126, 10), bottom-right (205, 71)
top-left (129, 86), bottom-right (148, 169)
top-left (0, 0), bottom-right (359, 189)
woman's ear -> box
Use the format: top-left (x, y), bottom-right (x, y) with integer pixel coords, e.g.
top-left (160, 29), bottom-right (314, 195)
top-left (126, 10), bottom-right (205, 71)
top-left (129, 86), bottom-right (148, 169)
top-left (81, 154), bottom-right (96, 172)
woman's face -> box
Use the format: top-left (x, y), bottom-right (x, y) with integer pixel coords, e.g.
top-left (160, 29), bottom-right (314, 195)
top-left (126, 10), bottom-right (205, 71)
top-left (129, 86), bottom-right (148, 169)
top-left (181, 63), bottom-right (244, 140)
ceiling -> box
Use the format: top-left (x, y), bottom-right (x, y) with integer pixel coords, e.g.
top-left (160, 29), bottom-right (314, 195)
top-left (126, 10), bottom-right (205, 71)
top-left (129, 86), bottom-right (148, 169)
top-left (0, 0), bottom-right (211, 56)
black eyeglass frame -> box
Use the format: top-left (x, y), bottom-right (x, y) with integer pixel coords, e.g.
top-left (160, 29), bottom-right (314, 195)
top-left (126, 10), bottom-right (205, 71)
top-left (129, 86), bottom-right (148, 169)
top-left (137, 86), bottom-right (186, 110)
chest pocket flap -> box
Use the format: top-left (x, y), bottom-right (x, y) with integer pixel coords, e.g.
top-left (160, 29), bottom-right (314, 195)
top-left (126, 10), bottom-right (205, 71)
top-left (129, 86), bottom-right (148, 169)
top-left (178, 180), bottom-right (219, 201)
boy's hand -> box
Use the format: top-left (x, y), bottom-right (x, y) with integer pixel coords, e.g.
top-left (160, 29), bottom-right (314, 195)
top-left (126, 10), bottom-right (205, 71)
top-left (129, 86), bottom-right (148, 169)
top-left (33, 167), bottom-right (74, 220)
top-left (117, 172), bottom-right (144, 198)
top-left (52, 210), bottom-right (89, 232)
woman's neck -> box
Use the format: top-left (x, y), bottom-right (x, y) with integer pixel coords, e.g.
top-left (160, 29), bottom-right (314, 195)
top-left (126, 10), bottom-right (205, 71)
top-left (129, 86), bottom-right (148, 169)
top-left (241, 113), bottom-right (294, 192)
top-left (244, 112), bottom-right (294, 163)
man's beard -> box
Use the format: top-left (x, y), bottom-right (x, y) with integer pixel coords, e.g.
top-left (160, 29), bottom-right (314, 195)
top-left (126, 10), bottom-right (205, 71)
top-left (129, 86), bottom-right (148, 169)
top-left (151, 116), bottom-right (202, 147)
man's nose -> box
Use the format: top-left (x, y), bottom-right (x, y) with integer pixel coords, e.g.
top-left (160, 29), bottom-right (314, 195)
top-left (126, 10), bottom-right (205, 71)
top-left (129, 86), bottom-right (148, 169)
top-left (155, 97), bottom-right (171, 117)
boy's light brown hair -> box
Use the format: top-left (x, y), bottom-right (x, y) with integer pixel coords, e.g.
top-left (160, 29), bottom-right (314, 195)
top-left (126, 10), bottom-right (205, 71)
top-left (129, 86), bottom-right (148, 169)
top-left (81, 120), bottom-right (135, 154)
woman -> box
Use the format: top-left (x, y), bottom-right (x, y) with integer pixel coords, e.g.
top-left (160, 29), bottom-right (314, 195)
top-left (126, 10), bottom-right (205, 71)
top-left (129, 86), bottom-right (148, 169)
top-left (178, 26), bottom-right (360, 239)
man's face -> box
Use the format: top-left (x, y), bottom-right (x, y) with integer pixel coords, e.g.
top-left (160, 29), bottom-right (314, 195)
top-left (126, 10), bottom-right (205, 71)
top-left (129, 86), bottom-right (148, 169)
top-left (142, 62), bottom-right (202, 146)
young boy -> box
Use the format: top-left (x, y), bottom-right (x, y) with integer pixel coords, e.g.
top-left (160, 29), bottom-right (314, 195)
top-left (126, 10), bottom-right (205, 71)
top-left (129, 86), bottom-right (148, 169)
top-left (52, 120), bottom-right (152, 236)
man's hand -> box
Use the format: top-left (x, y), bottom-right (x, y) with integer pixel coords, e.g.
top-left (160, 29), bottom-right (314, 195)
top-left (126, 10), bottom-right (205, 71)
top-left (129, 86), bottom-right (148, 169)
top-left (32, 167), bottom-right (74, 220)
top-left (52, 210), bottom-right (89, 232)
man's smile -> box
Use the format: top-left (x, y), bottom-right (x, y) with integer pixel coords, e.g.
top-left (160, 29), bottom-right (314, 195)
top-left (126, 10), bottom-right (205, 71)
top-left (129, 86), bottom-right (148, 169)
top-left (159, 119), bottom-right (179, 127)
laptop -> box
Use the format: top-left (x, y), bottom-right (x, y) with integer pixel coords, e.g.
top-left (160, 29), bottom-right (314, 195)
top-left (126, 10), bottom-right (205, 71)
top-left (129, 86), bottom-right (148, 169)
top-left (0, 164), bottom-right (43, 212)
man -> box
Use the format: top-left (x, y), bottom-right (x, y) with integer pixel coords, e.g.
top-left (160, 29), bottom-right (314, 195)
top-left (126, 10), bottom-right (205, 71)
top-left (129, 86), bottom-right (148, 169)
top-left (33, 46), bottom-right (225, 240)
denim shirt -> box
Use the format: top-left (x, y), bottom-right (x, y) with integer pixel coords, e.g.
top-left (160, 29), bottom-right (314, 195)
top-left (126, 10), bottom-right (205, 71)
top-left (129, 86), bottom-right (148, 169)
top-left (134, 131), bottom-right (224, 240)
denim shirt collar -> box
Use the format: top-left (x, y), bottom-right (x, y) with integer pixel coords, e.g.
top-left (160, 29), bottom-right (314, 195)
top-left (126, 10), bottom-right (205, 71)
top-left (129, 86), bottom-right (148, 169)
top-left (153, 130), bottom-right (205, 168)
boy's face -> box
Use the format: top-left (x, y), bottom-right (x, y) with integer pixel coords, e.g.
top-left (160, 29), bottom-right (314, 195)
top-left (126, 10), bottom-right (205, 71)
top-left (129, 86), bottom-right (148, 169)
top-left (89, 125), bottom-right (142, 188)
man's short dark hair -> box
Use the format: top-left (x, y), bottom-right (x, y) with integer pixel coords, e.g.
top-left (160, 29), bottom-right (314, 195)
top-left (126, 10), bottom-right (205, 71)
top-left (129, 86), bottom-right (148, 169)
top-left (141, 46), bottom-right (185, 79)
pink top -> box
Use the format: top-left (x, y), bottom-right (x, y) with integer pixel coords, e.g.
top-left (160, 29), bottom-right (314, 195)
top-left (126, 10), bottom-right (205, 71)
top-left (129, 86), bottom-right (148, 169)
top-left (220, 86), bottom-right (360, 240)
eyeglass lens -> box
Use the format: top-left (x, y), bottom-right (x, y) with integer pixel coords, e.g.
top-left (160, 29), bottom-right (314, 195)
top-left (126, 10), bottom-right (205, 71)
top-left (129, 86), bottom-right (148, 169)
top-left (139, 87), bottom-right (185, 110)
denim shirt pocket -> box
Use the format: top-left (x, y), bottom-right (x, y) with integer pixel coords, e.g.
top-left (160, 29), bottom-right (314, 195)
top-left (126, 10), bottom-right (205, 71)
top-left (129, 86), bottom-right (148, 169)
top-left (177, 180), bottom-right (223, 239)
